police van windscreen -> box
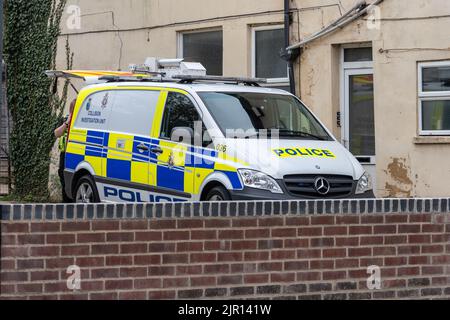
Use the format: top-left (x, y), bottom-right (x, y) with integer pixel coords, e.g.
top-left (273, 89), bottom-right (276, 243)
top-left (198, 92), bottom-right (332, 140)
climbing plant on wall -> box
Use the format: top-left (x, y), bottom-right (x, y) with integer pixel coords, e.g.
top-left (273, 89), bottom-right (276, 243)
top-left (4, 0), bottom-right (71, 201)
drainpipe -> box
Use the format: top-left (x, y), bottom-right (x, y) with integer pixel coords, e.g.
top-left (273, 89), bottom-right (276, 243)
top-left (283, 0), bottom-right (297, 95)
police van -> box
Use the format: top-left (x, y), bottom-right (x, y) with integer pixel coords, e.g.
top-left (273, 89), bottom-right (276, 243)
top-left (47, 58), bottom-right (374, 203)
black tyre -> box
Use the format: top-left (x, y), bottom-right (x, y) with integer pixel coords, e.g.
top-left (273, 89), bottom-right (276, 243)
top-left (74, 175), bottom-right (100, 203)
top-left (205, 185), bottom-right (231, 201)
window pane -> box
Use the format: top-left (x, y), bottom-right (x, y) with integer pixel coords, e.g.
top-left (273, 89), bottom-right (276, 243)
top-left (422, 100), bottom-right (450, 131)
top-left (75, 91), bottom-right (114, 131)
top-left (160, 92), bottom-right (200, 140)
top-left (422, 65), bottom-right (450, 92)
top-left (108, 91), bottom-right (159, 136)
top-left (349, 74), bottom-right (375, 156)
top-left (183, 31), bottom-right (223, 76)
top-left (255, 28), bottom-right (287, 79)
top-left (344, 47), bottom-right (373, 62)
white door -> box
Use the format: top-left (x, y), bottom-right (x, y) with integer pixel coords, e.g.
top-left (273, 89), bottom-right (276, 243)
top-left (343, 68), bottom-right (377, 189)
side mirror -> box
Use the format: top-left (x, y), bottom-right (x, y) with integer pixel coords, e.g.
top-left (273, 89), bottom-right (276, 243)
top-left (171, 127), bottom-right (194, 145)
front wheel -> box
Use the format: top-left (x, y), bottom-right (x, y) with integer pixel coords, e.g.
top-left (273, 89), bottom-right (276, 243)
top-left (205, 186), bottom-right (231, 201)
top-left (74, 175), bottom-right (100, 203)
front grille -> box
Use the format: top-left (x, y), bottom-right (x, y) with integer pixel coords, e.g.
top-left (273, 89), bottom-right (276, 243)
top-left (283, 174), bottom-right (354, 198)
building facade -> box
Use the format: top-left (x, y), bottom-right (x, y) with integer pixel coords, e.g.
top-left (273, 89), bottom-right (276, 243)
top-left (56, 0), bottom-right (450, 198)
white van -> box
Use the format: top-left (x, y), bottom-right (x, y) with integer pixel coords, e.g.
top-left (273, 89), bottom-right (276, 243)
top-left (52, 59), bottom-right (374, 203)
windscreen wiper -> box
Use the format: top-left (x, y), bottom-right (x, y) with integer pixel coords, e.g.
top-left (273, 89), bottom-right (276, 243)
top-left (275, 129), bottom-right (327, 141)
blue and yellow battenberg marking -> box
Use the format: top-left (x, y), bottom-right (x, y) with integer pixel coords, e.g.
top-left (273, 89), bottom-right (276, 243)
top-left (273, 148), bottom-right (336, 158)
top-left (65, 87), bottom-right (244, 201)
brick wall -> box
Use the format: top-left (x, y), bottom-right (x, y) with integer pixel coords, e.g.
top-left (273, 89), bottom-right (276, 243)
top-left (1, 199), bottom-right (449, 300)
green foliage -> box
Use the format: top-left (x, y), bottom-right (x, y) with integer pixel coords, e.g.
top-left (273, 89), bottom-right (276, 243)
top-left (4, 0), bottom-right (70, 201)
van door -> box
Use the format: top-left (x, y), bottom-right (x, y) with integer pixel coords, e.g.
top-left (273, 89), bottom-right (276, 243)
top-left (156, 91), bottom-right (203, 200)
top-left (100, 89), bottom-right (160, 202)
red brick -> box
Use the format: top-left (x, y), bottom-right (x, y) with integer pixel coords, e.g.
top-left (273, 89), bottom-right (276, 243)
top-left (1, 271), bottom-right (28, 282)
top-left (231, 240), bottom-right (257, 250)
top-left (272, 228), bottom-right (296, 238)
top-left (176, 219), bottom-right (204, 229)
top-left (163, 230), bottom-right (189, 241)
top-left (336, 216), bottom-right (359, 225)
top-left (432, 234), bottom-right (448, 243)
top-left (409, 235), bottom-right (431, 244)
top-left (106, 256), bottom-right (132, 266)
top-left (0, 284), bottom-right (15, 294)
top-left (120, 243), bottom-right (148, 254)
top-left (398, 225), bottom-right (421, 233)
top-left (360, 236), bottom-right (384, 245)
top-left (163, 277), bottom-right (189, 288)
top-left (17, 283), bottom-right (43, 294)
top-left (257, 262), bottom-right (282, 272)
top-left (218, 275), bottom-right (242, 285)
top-left (244, 251), bottom-right (269, 261)
top-left (161, 254), bottom-right (187, 264)
top-left (148, 290), bottom-right (176, 299)
top-left (284, 261), bottom-right (309, 271)
top-left (323, 248), bottom-right (346, 258)
top-left (149, 266), bottom-right (175, 276)
top-left (119, 291), bottom-right (147, 300)
top-left (348, 247), bottom-right (371, 257)
top-left (105, 279), bottom-right (133, 290)
top-left (374, 225), bottom-right (396, 234)
top-left (2, 223), bottom-right (29, 233)
top-left (284, 238), bottom-right (309, 248)
top-left (91, 268), bottom-right (119, 279)
top-left (46, 234), bottom-right (75, 244)
top-left (408, 256), bottom-right (430, 265)
top-left (311, 216), bottom-right (334, 225)
top-left (77, 233), bottom-right (106, 243)
top-left (91, 244), bottom-right (119, 255)
top-left (120, 267), bottom-right (148, 278)
top-left (297, 271), bottom-right (321, 281)
top-left (422, 245), bottom-right (444, 254)
top-left (106, 232), bottom-right (134, 242)
top-left (218, 229), bottom-right (244, 239)
top-left (286, 217), bottom-right (310, 226)
top-left (45, 257), bottom-right (74, 269)
top-left (61, 222), bottom-right (90, 232)
top-left (91, 221), bottom-right (120, 231)
top-left (373, 246), bottom-right (396, 256)
top-left (336, 237), bottom-right (359, 247)
top-left (323, 226), bottom-right (347, 235)
top-left (1, 259), bottom-right (15, 270)
top-left (385, 235), bottom-right (408, 244)
top-left (232, 218), bottom-right (257, 228)
top-left (204, 264), bottom-right (230, 274)
top-left (121, 220), bottom-right (148, 230)
top-left (204, 219), bottom-right (230, 228)
top-left (218, 252), bottom-right (242, 262)
top-left (310, 260), bottom-right (334, 269)
top-left (421, 224), bottom-right (444, 233)
top-left (30, 223), bottom-right (59, 232)
top-left (385, 214), bottom-right (408, 223)
top-left (134, 278), bottom-right (162, 289)
top-left (258, 217), bottom-right (284, 227)
top-left (231, 263), bottom-right (257, 273)
top-left (398, 245), bottom-right (421, 255)
top-left (323, 271), bottom-right (346, 280)
top-left (204, 241), bottom-right (230, 251)
top-left (77, 257), bottom-right (105, 267)
top-left (149, 220), bottom-right (176, 229)
top-left (409, 214), bottom-right (431, 223)
top-left (298, 227), bottom-right (322, 237)
top-left (90, 292), bottom-right (118, 300)
top-left (245, 228), bottom-right (270, 238)
top-left (310, 237), bottom-right (334, 247)
top-left (422, 266), bottom-right (443, 275)
top-left (361, 215), bottom-right (384, 224)
top-left (1, 234), bottom-right (16, 245)
top-left (17, 259), bottom-right (44, 270)
top-left (191, 276), bottom-right (216, 287)
top-left (61, 245), bottom-right (90, 256)
top-left (271, 250), bottom-right (296, 260)
top-left (30, 271), bottom-right (59, 281)
top-left (270, 273), bottom-right (295, 282)
top-left (335, 258), bottom-right (359, 269)
top-left (348, 269), bottom-right (368, 278)
top-left (135, 231), bottom-right (162, 241)
top-left (134, 255), bottom-right (162, 265)
top-left (44, 282), bottom-right (69, 293)
top-left (190, 253), bottom-right (216, 263)
top-left (297, 249), bottom-right (321, 259)
top-left (17, 234), bottom-right (45, 245)
top-left (397, 267), bottom-right (420, 276)
top-left (148, 242), bottom-right (175, 253)
top-left (383, 279), bottom-right (406, 288)
top-left (349, 226), bottom-right (372, 235)
top-left (360, 257), bottom-right (383, 267)
top-left (176, 242), bottom-right (202, 252)
top-left (191, 230), bottom-right (217, 240)
top-left (176, 265), bottom-right (203, 275)
top-left (2, 246), bottom-right (29, 257)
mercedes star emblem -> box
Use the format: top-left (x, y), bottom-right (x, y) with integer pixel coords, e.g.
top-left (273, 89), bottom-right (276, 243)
top-left (314, 177), bottom-right (331, 195)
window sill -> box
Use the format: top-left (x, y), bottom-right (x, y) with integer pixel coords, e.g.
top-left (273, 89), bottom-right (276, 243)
top-left (413, 136), bottom-right (450, 144)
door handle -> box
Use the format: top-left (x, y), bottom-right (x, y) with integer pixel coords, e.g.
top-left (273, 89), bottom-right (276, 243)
top-left (150, 146), bottom-right (163, 155)
top-left (137, 143), bottom-right (149, 152)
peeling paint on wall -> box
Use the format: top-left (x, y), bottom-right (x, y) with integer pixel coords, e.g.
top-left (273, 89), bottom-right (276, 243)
top-left (384, 157), bottom-right (413, 197)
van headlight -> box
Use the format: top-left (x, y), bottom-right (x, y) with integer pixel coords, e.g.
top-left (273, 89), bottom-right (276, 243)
top-left (356, 172), bottom-right (373, 194)
top-left (238, 169), bottom-right (283, 194)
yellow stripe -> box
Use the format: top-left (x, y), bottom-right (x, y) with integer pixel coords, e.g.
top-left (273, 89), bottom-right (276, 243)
top-left (151, 91), bottom-right (168, 138)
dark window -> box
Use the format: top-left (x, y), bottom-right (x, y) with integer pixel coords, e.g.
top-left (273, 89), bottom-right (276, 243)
top-left (255, 28), bottom-right (287, 79)
top-left (182, 30), bottom-right (223, 76)
top-left (422, 65), bottom-right (450, 92)
top-left (344, 47), bottom-right (373, 62)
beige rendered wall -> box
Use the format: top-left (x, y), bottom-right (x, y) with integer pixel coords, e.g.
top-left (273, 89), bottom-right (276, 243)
top-left (55, 0), bottom-right (450, 198)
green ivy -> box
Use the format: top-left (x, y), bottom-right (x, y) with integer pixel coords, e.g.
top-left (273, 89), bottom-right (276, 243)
top-left (4, 0), bottom-right (70, 201)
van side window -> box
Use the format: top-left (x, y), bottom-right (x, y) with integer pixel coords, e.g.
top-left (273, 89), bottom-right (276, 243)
top-left (74, 90), bottom-right (114, 131)
top-left (160, 92), bottom-right (201, 140)
top-left (109, 90), bottom-right (160, 136)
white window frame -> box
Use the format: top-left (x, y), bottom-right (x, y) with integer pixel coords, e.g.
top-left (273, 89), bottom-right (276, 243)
top-left (177, 28), bottom-right (223, 75)
top-left (251, 25), bottom-right (289, 85)
top-left (418, 61), bottom-right (450, 136)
